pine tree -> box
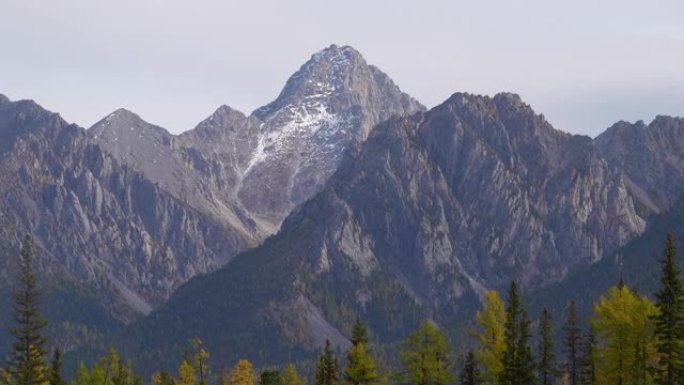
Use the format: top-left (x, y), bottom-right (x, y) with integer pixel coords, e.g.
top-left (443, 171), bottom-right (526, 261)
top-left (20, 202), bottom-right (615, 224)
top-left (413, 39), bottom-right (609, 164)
top-left (537, 308), bottom-right (557, 385)
top-left (564, 300), bottom-right (583, 385)
top-left (48, 349), bottom-right (64, 385)
top-left (314, 340), bottom-right (339, 385)
top-left (165, 370), bottom-right (177, 385)
top-left (260, 370), bottom-right (282, 385)
top-left (343, 343), bottom-right (385, 385)
top-left (281, 365), bottom-right (305, 385)
top-left (459, 350), bottom-right (479, 385)
top-left (579, 328), bottom-right (596, 385)
top-left (653, 233), bottom-right (684, 385)
top-left (470, 290), bottom-right (506, 385)
top-left (351, 318), bottom-right (369, 347)
top-left (398, 320), bottom-right (454, 385)
top-left (516, 308), bottom-right (535, 385)
top-left (9, 236), bottom-right (48, 385)
top-left (499, 281), bottom-right (535, 385)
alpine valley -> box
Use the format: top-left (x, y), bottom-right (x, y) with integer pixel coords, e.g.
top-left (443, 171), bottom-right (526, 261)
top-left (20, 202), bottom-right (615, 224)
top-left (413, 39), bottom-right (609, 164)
top-left (0, 45), bottom-right (683, 374)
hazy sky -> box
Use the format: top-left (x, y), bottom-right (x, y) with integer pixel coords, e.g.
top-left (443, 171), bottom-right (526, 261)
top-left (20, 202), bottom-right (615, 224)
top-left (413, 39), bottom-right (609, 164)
top-left (1, 0), bottom-right (683, 136)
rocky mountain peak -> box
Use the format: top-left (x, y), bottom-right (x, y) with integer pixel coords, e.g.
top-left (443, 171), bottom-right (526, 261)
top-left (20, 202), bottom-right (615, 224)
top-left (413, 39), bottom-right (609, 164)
top-left (0, 94), bottom-right (9, 105)
top-left (236, 45), bottom-right (423, 222)
top-left (595, 115), bottom-right (684, 213)
top-left (185, 104), bottom-right (248, 141)
top-left (89, 108), bottom-right (172, 144)
top-left (0, 96), bottom-right (73, 146)
top-left (253, 44), bottom-right (421, 125)
top-left (88, 108), bottom-right (176, 176)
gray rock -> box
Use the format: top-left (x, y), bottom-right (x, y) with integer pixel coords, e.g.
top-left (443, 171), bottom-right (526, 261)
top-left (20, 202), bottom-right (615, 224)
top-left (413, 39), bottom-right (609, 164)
top-left (0, 44), bottom-right (423, 326)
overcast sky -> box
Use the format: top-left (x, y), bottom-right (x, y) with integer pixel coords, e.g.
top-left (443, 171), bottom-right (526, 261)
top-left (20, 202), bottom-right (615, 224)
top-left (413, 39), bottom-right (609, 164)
top-left (1, 0), bottom-right (683, 136)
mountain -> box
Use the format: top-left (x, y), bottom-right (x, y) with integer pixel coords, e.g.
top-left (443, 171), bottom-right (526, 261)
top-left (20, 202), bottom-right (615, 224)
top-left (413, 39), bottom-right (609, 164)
top-left (0, 45), bottom-right (422, 353)
top-left (90, 44), bottom-right (423, 230)
top-left (239, 44), bottom-right (424, 221)
top-left (104, 93), bottom-right (684, 365)
top-left (3, 45), bottom-right (684, 374)
top-left (109, 92), bottom-right (684, 372)
top-left (0, 95), bottom-right (247, 352)
top-left (84, 43), bottom-right (422, 306)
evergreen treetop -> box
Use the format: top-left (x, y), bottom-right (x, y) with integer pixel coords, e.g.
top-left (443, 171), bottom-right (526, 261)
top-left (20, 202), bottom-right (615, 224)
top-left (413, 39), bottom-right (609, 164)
top-left (351, 318), bottom-right (369, 347)
top-left (653, 233), bottom-right (684, 385)
top-left (8, 236), bottom-right (48, 385)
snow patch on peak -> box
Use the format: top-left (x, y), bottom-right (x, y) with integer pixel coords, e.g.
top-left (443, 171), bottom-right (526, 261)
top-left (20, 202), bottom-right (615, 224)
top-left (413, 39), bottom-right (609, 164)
top-left (244, 102), bottom-right (343, 174)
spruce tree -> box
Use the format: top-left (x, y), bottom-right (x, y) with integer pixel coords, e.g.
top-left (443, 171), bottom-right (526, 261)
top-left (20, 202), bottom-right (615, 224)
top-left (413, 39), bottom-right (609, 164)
top-left (351, 318), bottom-right (369, 347)
top-left (9, 236), bottom-right (48, 385)
top-left (459, 350), bottom-right (479, 385)
top-left (564, 300), bottom-right (583, 385)
top-left (653, 233), bottom-right (684, 385)
top-left (48, 349), bottom-right (64, 385)
top-left (499, 281), bottom-right (535, 385)
top-left (515, 308), bottom-right (535, 385)
top-left (579, 328), bottom-right (596, 385)
top-left (315, 340), bottom-right (339, 385)
top-left (537, 308), bottom-right (557, 385)
top-left (260, 370), bottom-right (283, 385)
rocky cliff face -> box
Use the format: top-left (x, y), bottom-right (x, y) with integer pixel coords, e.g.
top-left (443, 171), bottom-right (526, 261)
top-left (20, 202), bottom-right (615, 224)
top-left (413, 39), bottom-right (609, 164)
top-left (113, 92), bottom-right (684, 372)
top-left (239, 44), bottom-right (424, 221)
top-left (90, 44), bottom-right (423, 231)
top-left (0, 96), bottom-right (249, 320)
top-left (595, 116), bottom-right (684, 214)
top-left (0, 45), bottom-right (422, 327)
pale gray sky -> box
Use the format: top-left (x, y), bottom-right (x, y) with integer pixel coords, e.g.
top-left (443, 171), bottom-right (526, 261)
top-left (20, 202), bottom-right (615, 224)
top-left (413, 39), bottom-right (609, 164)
top-left (1, 0), bottom-right (683, 136)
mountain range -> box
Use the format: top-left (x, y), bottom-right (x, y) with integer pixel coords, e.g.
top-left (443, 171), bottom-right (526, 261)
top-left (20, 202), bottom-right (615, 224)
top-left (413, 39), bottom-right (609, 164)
top-left (0, 44), bottom-right (682, 373)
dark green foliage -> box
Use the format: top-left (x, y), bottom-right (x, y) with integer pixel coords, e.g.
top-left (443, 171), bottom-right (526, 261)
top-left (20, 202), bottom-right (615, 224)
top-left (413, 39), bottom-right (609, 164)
top-left (499, 281), bottom-right (535, 385)
top-left (314, 340), bottom-right (339, 385)
top-left (458, 350), bottom-right (479, 385)
top-left (9, 236), bottom-right (48, 385)
top-left (579, 328), bottom-right (596, 385)
top-left (563, 301), bottom-right (582, 385)
top-left (653, 233), bottom-right (684, 385)
top-left (537, 308), bottom-right (557, 385)
top-left (260, 370), bottom-right (283, 385)
top-left (351, 318), bottom-right (369, 347)
top-left (48, 348), bottom-right (64, 385)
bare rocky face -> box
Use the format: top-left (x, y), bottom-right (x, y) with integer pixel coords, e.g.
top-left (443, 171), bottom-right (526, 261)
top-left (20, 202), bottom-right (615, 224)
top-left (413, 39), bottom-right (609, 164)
top-left (0, 45), bottom-right (422, 324)
top-left (111, 90), bottom-right (684, 372)
top-left (2, 45), bottom-right (684, 367)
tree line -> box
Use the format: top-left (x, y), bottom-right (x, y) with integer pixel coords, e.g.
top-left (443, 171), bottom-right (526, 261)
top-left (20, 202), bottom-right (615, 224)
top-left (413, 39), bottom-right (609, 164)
top-left (3, 233), bottom-right (684, 385)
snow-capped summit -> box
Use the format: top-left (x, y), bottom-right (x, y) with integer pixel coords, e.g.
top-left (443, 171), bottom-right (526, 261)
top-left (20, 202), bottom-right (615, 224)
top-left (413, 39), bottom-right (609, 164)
top-left (237, 44), bottom-right (424, 223)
